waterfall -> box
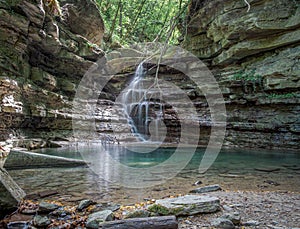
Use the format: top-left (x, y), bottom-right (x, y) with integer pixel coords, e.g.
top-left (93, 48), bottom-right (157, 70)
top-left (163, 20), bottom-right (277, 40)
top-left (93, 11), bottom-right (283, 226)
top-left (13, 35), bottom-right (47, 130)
top-left (121, 62), bottom-right (164, 142)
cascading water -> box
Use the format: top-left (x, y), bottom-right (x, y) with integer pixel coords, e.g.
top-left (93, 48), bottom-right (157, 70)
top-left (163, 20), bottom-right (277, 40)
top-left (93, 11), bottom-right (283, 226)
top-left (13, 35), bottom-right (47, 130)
top-left (122, 62), bottom-right (165, 142)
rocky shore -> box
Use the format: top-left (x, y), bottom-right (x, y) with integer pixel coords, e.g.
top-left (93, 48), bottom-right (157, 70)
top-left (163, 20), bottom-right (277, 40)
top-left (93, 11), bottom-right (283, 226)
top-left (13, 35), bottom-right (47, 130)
top-left (1, 185), bottom-right (299, 229)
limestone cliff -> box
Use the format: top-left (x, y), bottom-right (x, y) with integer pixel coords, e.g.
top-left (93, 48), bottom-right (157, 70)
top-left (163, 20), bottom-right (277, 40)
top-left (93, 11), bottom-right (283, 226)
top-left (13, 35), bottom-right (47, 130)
top-left (0, 0), bottom-right (299, 151)
top-left (0, 0), bottom-right (105, 150)
top-left (183, 0), bottom-right (300, 149)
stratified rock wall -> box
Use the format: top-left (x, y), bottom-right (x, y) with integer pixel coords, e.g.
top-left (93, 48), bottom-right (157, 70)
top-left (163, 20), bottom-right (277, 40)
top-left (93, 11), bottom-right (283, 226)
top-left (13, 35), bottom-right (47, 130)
top-left (183, 0), bottom-right (300, 149)
top-left (0, 0), bottom-right (299, 150)
top-left (0, 0), bottom-right (105, 143)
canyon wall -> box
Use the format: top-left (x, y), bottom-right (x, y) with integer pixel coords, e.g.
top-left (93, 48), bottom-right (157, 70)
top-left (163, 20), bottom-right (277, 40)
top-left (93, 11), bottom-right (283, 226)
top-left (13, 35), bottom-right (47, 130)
top-left (0, 0), bottom-right (105, 151)
top-left (182, 0), bottom-right (300, 149)
top-left (0, 0), bottom-right (299, 151)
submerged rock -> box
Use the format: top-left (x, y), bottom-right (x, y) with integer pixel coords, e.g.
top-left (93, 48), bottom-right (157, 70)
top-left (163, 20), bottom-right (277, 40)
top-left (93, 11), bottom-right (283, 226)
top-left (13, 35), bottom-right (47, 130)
top-left (86, 210), bottom-right (114, 228)
top-left (148, 195), bottom-right (220, 216)
top-left (190, 184), bottom-right (221, 193)
top-left (255, 167), bottom-right (281, 172)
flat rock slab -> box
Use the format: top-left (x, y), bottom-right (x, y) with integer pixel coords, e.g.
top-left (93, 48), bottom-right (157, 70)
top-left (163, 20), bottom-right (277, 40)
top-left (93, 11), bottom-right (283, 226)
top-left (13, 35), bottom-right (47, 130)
top-left (190, 184), bottom-right (221, 193)
top-left (101, 216), bottom-right (178, 229)
top-left (4, 150), bottom-right (87, 169)
top-left (148, 195), bottom-right (220, 216)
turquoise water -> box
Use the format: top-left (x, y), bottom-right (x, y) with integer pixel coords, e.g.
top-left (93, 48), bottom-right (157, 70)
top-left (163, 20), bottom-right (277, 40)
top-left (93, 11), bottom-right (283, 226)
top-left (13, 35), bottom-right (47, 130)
top-left (7, 144), bottom-right (300, 204)
top-left (36, 145), bottom-right (300, 172)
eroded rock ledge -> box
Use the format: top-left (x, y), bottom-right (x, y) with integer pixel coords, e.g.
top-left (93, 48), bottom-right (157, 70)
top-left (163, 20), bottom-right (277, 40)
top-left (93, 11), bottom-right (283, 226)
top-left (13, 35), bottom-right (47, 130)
top-left (183, 0), bottom-right (300, 149)
top-left (0, 0), bottom-right (105, 142)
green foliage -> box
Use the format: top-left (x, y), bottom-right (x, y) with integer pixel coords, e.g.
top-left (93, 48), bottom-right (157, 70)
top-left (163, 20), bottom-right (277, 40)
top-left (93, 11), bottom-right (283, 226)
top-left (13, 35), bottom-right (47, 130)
top-left (266, 92), bottom-right (297, 99)
top-left (96, 0), bottom-right (189, 47)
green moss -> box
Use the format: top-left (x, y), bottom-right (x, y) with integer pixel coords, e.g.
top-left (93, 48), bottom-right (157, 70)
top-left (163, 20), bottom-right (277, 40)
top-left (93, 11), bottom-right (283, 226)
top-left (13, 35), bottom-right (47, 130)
top-left (86, 41), bottom-right (98, 49)
top-left (233, 69), bottom-right (263, 93)
top-left (266, 92), bottom-right (297, 99)
top-left (148, 204), bottom-right (170, 215)
top-left (148, 204), bottom-right (184, 216)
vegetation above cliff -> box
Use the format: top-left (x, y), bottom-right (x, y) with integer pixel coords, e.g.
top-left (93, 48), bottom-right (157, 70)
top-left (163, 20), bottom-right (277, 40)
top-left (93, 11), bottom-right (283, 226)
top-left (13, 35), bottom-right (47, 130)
top-left (96, 0), bottom-right (189, 47)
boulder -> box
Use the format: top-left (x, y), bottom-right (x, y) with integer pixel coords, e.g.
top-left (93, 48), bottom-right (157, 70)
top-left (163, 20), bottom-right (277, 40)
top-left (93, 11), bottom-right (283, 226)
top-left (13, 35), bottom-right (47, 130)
top-left (86, 210), bottom-right (114, 229)
top-left (147, 195), bottom-right (220, 216)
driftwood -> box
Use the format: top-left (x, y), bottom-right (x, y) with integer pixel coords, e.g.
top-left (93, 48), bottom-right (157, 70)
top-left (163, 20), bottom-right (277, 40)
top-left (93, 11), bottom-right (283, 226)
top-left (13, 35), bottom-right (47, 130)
top-left (100, 216), bottom-right (178, 229)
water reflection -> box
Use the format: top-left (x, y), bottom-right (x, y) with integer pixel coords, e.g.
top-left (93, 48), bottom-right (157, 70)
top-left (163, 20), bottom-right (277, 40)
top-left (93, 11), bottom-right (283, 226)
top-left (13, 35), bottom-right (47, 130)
top-left (7, 145), bottom-right (300, 204)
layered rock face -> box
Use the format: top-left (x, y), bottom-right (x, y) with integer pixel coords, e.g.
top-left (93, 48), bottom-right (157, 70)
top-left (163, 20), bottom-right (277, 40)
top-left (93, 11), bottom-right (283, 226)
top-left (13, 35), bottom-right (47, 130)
top-left (182, 0), bottom-right (300, 149)
top-left (0, 0), bottom-right (299, 150)
top-left (0, 0), bottom-right (105, 146)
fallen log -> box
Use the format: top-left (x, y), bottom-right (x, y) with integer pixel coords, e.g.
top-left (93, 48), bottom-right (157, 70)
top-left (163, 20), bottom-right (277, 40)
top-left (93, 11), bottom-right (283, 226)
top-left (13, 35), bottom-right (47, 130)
top-left (100, 216), bottom-right (178, 229)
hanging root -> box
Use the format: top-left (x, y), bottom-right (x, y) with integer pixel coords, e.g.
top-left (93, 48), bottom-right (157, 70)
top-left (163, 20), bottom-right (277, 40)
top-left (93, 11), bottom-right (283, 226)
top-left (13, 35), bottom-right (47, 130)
top-left (243, 0), bottom-right (251, 12)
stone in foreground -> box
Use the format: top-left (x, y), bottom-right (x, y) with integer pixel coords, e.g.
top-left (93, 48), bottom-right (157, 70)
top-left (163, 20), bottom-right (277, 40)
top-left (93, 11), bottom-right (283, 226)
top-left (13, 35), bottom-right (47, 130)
top-left (190, 184), bottom-right (221, 193)
top-left (101, 216), bottom-right (178, 229)
top-left (221, 212), bottom-right (241, 225)
top-left (86, 210), bottom-right (113, 229)
top-left (211, 217), bottom-right (235, 229)
top-left (0, 167), bottom-right (26, 215)
top-left (77, 199), bottom-right (94, 211)
top-left (38, 201), bottom-right (59, 213)
top-left (147, 195), bottom-right (220, 216)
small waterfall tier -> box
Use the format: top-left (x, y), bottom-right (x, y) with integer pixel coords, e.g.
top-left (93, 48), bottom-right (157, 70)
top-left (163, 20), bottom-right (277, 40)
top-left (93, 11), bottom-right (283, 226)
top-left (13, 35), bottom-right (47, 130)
top-left (121, 63), bottom-right (166, 142)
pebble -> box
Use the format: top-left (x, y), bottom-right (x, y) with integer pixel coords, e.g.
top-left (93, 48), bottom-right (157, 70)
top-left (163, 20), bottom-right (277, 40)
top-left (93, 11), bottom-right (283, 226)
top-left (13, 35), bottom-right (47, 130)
top-left (222, 205), bottom-right (233, 212)
top-left (193, 180), bottom-right (203, 186)
top-left (243, 220), bottom-right (260, 226)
